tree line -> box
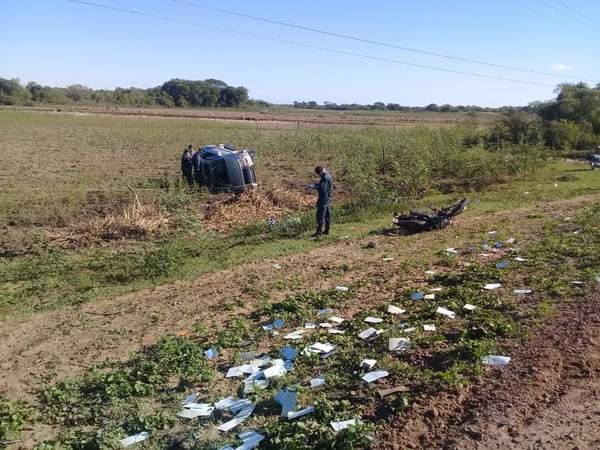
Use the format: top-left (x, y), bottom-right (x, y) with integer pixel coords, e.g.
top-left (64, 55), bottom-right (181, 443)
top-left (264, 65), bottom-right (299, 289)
top-left (291, 100), bottom-right (522, 114)
top-left (0, 78), bottom-right (255, 108)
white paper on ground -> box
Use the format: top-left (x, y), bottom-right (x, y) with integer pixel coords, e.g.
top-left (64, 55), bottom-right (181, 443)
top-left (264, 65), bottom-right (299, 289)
top-left (430, 287), bottom-right (443, 292)
top-left (424, 294), bottom-right (435, 300)
top-left (446, 247), bottom-right (459, 254)
top-left (383, 257), bottom-right (394, 261)
top-left (272, 263), bottom-right (282, 269)
top-left (483, 283), bottom-right (502, 290)
top-left (514, 257), bottom-right (526, 262)
top-left (310, 376), bottom-right (326, 388)
top-left (360, 358), bottom-right (377, 369)
top-left (263, 361), bottom-right (287, 379)
top-left (423, 324), bottom-right (436, 331)
top-left (463, 303), bottom-right (476, 311)
top-left (310, 342), bottom-right (336, 354)
top-left (514, 288), bottom-right (532, 295)
top-left (284, 331), bottom-right (305, 340)
top-left (436, 306), bottom-right (456, 319)
top-left (331, 419), bottom-right (362, 432)
top-left (402, 327), bottom-right (416, 333)
top-left (330, 316), bottom-right (345, 324)
top-left (364, 317), bottom-right (383, 323)
top-left (358, 327), bottom-right (380, 340)
top-left (319, 322), bottom-right (333, 328)
top-left (335, 286), bottom-right (349, 292)
top-left (389, 337), bottom-right (410, 351)
top-left (482, 355), bottom-right (511, 366)
top-left (120, 432), bottom-right (149, 447)
top-left (387, 305), bottom-right (405, 314)
top-left (304, 323), bottom-right (316, 329)
top-left (287, 406), bottom-right (315, 420)
top-left (362, 370), bottom-right (389, 383)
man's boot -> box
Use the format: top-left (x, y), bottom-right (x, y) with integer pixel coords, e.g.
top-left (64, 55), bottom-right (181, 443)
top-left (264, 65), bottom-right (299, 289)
top-left (323, 223), bottom-right (330, 235)
top-left (311, 224), bottom-right (323, 237)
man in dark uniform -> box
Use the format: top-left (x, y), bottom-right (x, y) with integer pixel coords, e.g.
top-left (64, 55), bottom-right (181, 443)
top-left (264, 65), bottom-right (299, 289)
top-left (181, 145), bottom-right (194, 185)
top-left (307, 166), bottom-right (333, 237)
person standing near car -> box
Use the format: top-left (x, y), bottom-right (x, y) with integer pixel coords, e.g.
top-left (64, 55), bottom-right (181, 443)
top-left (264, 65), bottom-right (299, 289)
top-left (181, 144), bottom-right (194, 185)
top-left (307, 166), bottom-right (333, 237)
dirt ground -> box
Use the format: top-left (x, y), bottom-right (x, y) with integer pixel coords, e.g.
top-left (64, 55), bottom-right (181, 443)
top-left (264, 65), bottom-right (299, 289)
top-left (2, 194), bottom-right (599, 449)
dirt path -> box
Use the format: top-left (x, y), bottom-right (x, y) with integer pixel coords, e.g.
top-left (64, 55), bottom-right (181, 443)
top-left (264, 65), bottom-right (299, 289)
top-left (0, 195), bottom-right (596, 410)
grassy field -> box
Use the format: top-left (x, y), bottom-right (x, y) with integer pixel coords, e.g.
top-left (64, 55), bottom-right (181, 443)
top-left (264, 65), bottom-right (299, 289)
top-left (1, 109), bottom-right (599, 449)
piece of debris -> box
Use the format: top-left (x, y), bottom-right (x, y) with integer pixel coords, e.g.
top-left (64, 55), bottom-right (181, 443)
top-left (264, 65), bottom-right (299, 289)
top-left (358, 327), bottom-right (382, 340)
top-left (204, 347), bottom-right (218, 360)
top-left (218, 400), bottom-right (255, 432)
top-left (244, 379), bottom-right (269, 394)
top-left (281, 346), bottom-right (298, 361)
top-left (430, 287), bottom-right (443, 292)
top-left (389, 337), bottom-right (410, 352)
top-left (513, 288), bottom-right (532, 295)
top-left (488, 230), bottom-right (497, 235)
top-left (284, 330), bottom-right (305, 340)
top-left (424, 293), bottom-right (435, 300)
top-left (411, 292), bottom-right (424, 301)
top-left (328, 329), bottom-right (345, 334)
top-left (330, 316), bottom-right (345, 324)
top-left (234, 431), bottom-right (265, 450)
top-left (272, 263), bottom-right (282, 269)
top-left (496, 260), bottom-right (509, 269)
top-left (306, 342), bottom-right (336, 357)
top-left (182, 393), bottom-right (198, 405)
top-left (463, 303), bottom-right (476, 311)
top-left (304, 323), bottom-right (316, 329)
top-left (364, 317), bottom-right (383, 324)
top-left (402, 327), bottom-right (416, 333)
top-left (424, 269), bottom-right (436, 275)
top-left (446, 248), bottom-right (459, 254)
top-left (317, 308), bottom-right (333, 316)
top-left (571, 281), bottom-right (585, 285)
top-left (387, 305), bottom-right (405, 314)
top-left (226, 366), bottom-right (245, 378)
top-left (330, 419), bottom-right (362, 432)
top-left (310, 376), bottom-right (326, 388)
top-left (482, 355), bottom-right (511, 366)
top-left (436, 306), bottom-right (456, 319)
top-left (383, 257), bottom-right (394, 261)
top-left (263, 359), bottom-right (287, 379)
top-left (506, 238), bottom-right (516, 244)
top-left (514, 256), bottom-right (526, 262)
top-left (483, 283), bottom-right (502, 290)
top-left (423, 324), bottom-right (436, 331)
top-left (120, 432), bottom-right (149, 447)
top-left (362, 370), bottom-right (389, 383)
top-left (319, 322), bottom-right (333, 328)
top-left (178, 403), bottom-right (215, 419)
top-left (275, 389), bottom-right (298, 418)
top-left (287, 406), bottom-right (315, 420)
top-left (360, 359), bottom-right (377, 370)
top-left (335, 286), bottom-right (349, 292)
top-left (377, 385), bottom-right (409, 399)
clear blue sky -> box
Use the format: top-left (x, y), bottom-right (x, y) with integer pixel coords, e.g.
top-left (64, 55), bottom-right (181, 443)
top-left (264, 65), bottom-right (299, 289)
top-left (2, 0), bottom-right (599, 106)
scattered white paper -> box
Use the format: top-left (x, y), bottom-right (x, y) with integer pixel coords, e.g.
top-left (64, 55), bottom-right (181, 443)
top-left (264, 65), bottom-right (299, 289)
top-left (310, 342), bottom-right (335, 354)
top-left (331, 419), bottom-right (361, 432)
top-left (360, 359), bottom-right (377, 370)
top-left (310, 376), bottom-right (326, 388)
top-left (272, 263), bottom-right (282, 269)
top-left (263, 360), bottom-right (287, 379)
top-left (319, 322), bottom-right (333, 328)
top-left (483, 283), bottom-right (502, 290)
top-left (463, 303), bottom-right (476, 311)
top-left (364, 317), bottom-right (383, 324)
top-left (382, 257), bottom-right (394, 261)
top-left (389, 337), bottom-right (410, 352)
top-left (335, 286), bottom-right (349, 292)
top-left (424, 294), bottom-right (436, 300)
top-left (120, 432), bottom-right (149, 447)
top-left (482, 355), bottom-right (511, 366)
top-left (284, 330), bottom-right (305, 340)
top-left (362, 370), bottom-right (389, 383)
top-left (304, 323), bottom-right (316, 329)
top-left (436, 306), bottom-right (456, 319)
top-left (513, 288), bottom-right (532, 295)
top-left (330, 316), bottom-right (345, 324)
top-left (286, 406), bottom-right (315, 420)
top-left (387, 305), bottom-right (405, 314)
top-left (423, 324), bottom-right (436, 331)
top-left (514, 257), bottom-right (526, 262)
top-left (358, 327), bottom-right (381, 340)
top-left (446, 247), bottom-right (459, 254)
top-left (430, 287), bottom-right (443, 292)
top-left (403, 327), bottom-right (416, 333)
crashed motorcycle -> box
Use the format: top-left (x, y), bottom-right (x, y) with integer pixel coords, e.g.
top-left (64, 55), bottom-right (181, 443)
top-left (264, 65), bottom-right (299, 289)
top-left (393, 198), bottom-right (468, 232)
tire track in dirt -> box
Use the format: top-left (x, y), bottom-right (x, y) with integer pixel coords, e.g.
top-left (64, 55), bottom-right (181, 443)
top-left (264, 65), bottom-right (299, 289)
top-left (0, 195), bottom-right (596, 405)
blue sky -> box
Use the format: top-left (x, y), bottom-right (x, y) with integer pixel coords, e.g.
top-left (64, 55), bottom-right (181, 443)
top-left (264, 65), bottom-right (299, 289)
top-left (2, 0), bottom-right (599, 106)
